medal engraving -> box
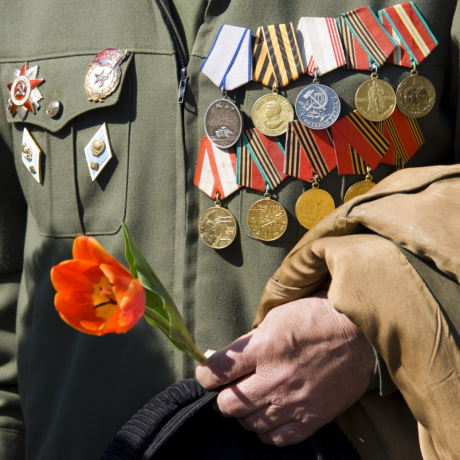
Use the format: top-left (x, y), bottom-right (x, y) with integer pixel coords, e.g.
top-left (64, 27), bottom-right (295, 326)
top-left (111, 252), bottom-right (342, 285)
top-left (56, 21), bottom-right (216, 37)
top-left (252, 94), bottom-right (294, 137)
top-left (247, 198), bottom-right (288, 241)
top-left (343, 180), bottom-right (376, 203)
top-left (199, 207), bottom-right (237, 249)
top-left (296, 84), bottom-right (341, 129)
top-left (204, 99), bottom-right (242, 148)
top-left (295, 188), bottom-right (335, 230)
top-left (396, 75), bottom-right (436, 118)
top-left (355, 79), bottom-right (396, 122)
top-left (46, 99), bottom-right (61, 118)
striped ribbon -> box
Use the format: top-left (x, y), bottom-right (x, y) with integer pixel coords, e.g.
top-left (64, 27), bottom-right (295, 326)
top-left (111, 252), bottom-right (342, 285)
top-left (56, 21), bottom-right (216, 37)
top-left (236, 129), bottom-right (286, 192)
top-left (200, 25), bottom-right (252, 90)
top-left (296, 17), bottom-right (346, 77)
top-left (253, 24), bottom-right (305, 88)
top-left (338, 6), bottom-right (397, 70)
top-left (194, 136), bottom-right (241, 200)
top-left (331, 111), bottom-right (390, 174)
top-left (379, 2), bottom-right (438, 67)
top-left (284, 121), bottom-right (337, 181)
top-left (377, 107), bottom-right (424, 167)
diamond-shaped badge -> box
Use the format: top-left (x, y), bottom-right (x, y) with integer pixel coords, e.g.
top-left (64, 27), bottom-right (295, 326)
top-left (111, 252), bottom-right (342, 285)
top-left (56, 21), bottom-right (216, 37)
top-left (84, 123), bottom-right (113, 181)
top-left (22, 128), bottom-right (42, 184)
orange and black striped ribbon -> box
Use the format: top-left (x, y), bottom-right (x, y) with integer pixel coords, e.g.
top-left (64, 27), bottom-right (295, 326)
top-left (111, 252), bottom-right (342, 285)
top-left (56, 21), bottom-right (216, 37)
top-left (253, 24), bottom-right (305, 88)
top-left (338, 6), bottom-right (397, 70)
top-left (331, 111), bottom-right (390, 174)
top-left (285, 121), bottom-right (337, 181)
top-left (236, 129), bottom-right (287, 192)
top-left (378, 107), bottom-right (424, 167)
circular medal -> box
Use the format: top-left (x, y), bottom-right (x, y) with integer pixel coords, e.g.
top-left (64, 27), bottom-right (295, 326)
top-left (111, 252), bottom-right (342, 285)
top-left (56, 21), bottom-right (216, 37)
top-left (204, 99), bottom-right (243, 148)
top-left (247, 198), bottom-right (288, 241)
top-left (396, 75), bottom-right (436, 118)
top-left (252, 93), bottom-right (294, 137)
top-left (198, 206), bottom-right (237, 249)
top-left (295, 188), bottom-right (335, 230)
top-left (46, 99), bottom-right (61, 118)
top-left (355, 78), bottom-right (396, 122)
top-left (295, 83), bottom-right (341, 129)
top-left (343, 180), bottom-right (376, 203)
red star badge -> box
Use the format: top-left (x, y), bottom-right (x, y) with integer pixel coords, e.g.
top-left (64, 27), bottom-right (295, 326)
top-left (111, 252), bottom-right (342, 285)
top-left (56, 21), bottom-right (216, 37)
top-left (6, 62), bottom-right (44, 121)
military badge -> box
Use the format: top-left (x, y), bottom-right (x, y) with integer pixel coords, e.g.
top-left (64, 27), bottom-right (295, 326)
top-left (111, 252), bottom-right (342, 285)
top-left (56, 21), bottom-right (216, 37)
top-left (84, 123), bottom-right (113, 181)
top-left (22, 128), bottom-right (42, 183)
top-left (84, 48), bottom-right (128, 102)
top-left (7, 62), bottom-right (44, 121)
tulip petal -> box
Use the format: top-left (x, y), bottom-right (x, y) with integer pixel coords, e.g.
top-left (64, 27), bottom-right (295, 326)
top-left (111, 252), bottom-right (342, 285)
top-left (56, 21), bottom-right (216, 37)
top-left (73, 236), bottom-right (120, 266)
top-left (116, 279), bottom-right (145, 333)
top-left (99, 263), bottom-right (133, 289)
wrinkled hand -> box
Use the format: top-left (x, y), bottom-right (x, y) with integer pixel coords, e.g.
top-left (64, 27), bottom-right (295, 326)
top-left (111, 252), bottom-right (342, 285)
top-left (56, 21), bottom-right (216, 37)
top-left (196, 293), bottom-right (375, 447)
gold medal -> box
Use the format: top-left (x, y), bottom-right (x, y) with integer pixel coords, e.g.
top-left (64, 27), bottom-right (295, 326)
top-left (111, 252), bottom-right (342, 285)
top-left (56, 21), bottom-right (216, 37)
top-left (355, 66), bottom-right (396, 122)
top-left (247, 189), bottom-right (288, 241)
top-left (252, 85), bottom-right (294, 137)
top-left (343, 169), bottom-right (376, 203)
top-left (396, 66), bottom-right (436, 119)
top-left (198, 193), bottom-right (237, 249)
top-left (295, 177), bottom-right (335, 230)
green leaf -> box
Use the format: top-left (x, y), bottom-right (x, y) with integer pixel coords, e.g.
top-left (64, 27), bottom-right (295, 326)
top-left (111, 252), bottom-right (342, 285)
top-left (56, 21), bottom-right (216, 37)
top-left (122, 221), bottom-right (138, 279)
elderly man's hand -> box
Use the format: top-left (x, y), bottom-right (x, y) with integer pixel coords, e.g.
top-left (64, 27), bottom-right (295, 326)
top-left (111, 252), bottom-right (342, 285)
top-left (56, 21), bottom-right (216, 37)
top-left (196, 293), bottom-right (375, 447)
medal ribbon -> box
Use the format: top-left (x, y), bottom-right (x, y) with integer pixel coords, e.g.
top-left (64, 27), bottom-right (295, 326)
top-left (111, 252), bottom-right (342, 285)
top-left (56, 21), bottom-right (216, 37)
top-left (236, 129), bottom-right (286, 191)
top-left (253, 24), bottom-right (305, 88)
top-left (296, 17), bottom-right (346, 77)
top-left (201, 25), bottom-right (252, 91)
top-left (338, 6), bottom-right (397, 70)
top-left (285, 121), bottom-right (337, 181)
top-left (377, 107), bottom-right (425, 167)
top-left (379, 2), bottom-right (438, 67)
top-left (331, 111), bottom-right (390, 174)
top-left (194, 136), bottom-right (241, 200)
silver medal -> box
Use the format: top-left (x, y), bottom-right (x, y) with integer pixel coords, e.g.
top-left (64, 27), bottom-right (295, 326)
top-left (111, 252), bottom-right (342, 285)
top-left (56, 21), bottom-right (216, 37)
top-left (295, 83), bottom-right (341, 130)
top-left (204, 98), bottom-right (243, 148)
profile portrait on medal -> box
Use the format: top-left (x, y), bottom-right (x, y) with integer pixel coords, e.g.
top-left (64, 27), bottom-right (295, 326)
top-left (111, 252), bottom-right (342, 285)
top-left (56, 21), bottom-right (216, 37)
top-left (264, 99), bottom-right (284, 129)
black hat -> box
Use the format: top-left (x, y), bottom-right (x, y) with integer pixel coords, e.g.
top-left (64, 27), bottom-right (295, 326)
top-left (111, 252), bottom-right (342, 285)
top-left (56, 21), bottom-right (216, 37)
top-left (101, 379), bottom-right (360, 460)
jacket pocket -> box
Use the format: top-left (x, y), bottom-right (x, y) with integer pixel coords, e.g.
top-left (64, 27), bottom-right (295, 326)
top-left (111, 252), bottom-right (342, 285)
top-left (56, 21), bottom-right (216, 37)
top-left (1, 53), bottom-right (133, 237)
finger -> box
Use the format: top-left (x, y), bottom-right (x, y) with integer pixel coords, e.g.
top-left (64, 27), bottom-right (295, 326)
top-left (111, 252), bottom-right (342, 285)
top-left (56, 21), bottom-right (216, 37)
top-left (204, 349), bottom-right (216, 358)
top-left (238, 404), bottom-right (291, 434)
top-left (258, 421), bottom-right (314, 447)
top-left (196, 331), bottom-right (257, 389)
top-left (215, 372), bottom-right (274, 418)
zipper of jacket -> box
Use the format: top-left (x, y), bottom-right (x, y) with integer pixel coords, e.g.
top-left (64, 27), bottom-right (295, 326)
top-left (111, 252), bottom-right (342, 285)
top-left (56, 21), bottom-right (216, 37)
top-left (154, 0), bottom-right (189, 103)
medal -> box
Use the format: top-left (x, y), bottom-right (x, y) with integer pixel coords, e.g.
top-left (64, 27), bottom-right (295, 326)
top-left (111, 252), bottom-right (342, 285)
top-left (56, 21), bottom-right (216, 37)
top-left (85, 48), bottom-right (128, 102)
top-left (379, 3), bottom-right (438, 119)
top-left (21, 128), bottom-right (42, 183)
top-left (295, 177), bottom-right (335, 230)
top-left (201, 25), bottom-right (252, 148)
top-left (84, 123), bottom-right (113, 181)
top-left (194, 136), bottom-right (241, 249)
top-left (343, 167), bottom-right (376, 203)
top-left (331, 111), bottom-right (390, 174)
top-left (7, 62), bottom-right (44, 121)
top-left (236, 129), bottom-right (288, 241)
top-left (46, 91), bottom-right (62, 118)
top-left (252, 23), bottom-right (304, 136)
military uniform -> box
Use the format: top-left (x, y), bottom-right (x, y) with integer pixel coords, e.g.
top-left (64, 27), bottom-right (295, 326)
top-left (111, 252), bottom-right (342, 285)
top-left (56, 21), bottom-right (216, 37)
top-left (0, 1), bottom-right (459, 459)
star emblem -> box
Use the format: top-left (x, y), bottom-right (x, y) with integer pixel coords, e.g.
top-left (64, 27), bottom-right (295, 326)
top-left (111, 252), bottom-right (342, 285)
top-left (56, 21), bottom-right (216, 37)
top-left (6, 62), bottom-right (44, 121)
top-left (94, 70), bottom-right (109, 87)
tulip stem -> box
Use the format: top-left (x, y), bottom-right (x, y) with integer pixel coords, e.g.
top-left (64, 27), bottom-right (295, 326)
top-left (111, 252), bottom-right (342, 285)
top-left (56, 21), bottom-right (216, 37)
top-left (189, 347), bottom-right (207, 364)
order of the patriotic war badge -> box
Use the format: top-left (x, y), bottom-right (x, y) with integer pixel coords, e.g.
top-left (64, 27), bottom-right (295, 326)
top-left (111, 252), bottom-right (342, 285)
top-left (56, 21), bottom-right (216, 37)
top-left (85, 48), bottom-right (128, 102)
top-left (7, 62), bottom-right (44, 121)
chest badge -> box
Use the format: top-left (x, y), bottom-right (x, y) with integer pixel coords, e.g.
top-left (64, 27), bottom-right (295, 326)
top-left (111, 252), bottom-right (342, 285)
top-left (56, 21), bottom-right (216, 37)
top-left (22, 128), bottom-right (42, 184)
top-left (7, 62), bottom-right (44, 121)
top-left (84, 123), bottom-right (113, 181)
top-left (85, 48), bottom-right (128, 102)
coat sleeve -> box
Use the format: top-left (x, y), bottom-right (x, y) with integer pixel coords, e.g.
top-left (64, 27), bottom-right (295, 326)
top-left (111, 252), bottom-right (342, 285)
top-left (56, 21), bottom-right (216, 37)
top-left (0, 106), bottom-right (27, 458)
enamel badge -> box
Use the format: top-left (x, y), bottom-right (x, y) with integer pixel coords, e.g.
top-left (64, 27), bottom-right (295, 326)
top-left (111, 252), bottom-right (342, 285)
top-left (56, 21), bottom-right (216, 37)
top-left (84, 48), bottom-right (128, 102)
top-left (22, 128), bottom-right (42, 183)
top-left (84, 123), bottom-right (113, 181)
top-left (7, 63), bottom-right (44, 121)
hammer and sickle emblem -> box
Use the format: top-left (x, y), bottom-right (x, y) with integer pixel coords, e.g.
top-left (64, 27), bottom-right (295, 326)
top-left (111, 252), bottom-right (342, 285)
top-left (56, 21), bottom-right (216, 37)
top-left (15, 82), bottom-right (27, 97)
top-left (303, 87), bottom-right (328, 112)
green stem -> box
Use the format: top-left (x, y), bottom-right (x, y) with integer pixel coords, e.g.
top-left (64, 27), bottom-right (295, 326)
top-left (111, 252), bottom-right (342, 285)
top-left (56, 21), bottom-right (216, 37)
top-left (189, 346), bottom-right (207, 363)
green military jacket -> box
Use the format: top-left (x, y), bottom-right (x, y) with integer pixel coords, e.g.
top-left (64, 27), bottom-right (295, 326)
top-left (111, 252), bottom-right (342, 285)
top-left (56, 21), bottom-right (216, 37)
top-left (0, 1), bottom-right (459, 459)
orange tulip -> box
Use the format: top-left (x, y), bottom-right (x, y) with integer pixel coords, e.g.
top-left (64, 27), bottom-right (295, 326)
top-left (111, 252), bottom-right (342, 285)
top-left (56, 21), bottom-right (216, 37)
top-left (51, 236), bottom-right (145, 336)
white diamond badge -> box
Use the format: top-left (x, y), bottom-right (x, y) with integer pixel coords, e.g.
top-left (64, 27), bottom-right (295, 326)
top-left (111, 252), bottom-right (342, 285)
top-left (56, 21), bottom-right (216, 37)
top-left (22, 127), bottom-right (42, 184)
top-left (84, 123), bottom-right (113, 181)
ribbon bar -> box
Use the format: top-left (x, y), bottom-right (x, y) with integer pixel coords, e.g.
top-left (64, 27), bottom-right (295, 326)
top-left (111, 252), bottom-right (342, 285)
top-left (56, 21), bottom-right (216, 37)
top-left (253, 23), bottom-right (305, 88)
top-left (379, 2), bottom-right (438, 67)
top-left (297, 17), bottom-right (346, 77)
top-left (201, 25), bottom-right (252, 91)
top-left (194, 136), bottom-right (240, 200)
top-left (339, 6), bottom-right (397, 70)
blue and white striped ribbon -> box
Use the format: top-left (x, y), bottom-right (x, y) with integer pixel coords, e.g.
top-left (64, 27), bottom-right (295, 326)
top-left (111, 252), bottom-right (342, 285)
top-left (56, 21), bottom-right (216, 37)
top-left (200, 25), bottom-right (252, 91)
